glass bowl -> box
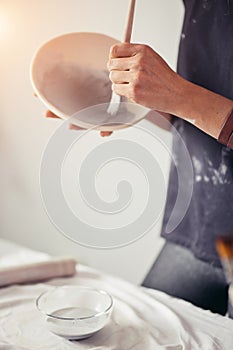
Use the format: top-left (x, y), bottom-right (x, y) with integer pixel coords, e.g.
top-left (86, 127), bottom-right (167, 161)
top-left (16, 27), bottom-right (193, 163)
top-left (36, 285), bottom-right (113, 340)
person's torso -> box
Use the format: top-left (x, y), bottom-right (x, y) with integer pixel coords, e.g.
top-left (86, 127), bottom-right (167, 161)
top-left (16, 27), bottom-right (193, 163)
top-left (161, 0), bottom-right (233, 267)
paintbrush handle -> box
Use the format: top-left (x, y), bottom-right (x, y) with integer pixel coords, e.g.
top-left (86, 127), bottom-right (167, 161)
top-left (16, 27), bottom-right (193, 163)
top-left (107, 0), bottom-right (136, 116)
top-left (123, 0), bottom-right (136, 43)
top-left (216, 236), bottom-right (233, 283)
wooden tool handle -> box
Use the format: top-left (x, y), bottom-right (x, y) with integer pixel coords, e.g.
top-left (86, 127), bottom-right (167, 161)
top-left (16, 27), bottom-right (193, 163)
top-left (123, 0), bottom-right (136, 43)
top-left (216, 236), bottom-right (233, 283)
top-left (216, 236), bottom-right (233, 259)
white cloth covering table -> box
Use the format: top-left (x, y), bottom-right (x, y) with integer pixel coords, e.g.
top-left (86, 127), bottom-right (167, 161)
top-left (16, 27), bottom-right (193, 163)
top-left (0, 239), bottom-right (233, 350)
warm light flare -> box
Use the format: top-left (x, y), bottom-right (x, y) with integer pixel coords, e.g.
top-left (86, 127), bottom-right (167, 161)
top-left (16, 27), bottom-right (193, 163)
top-left (0, 11), bottom-right (8, 39)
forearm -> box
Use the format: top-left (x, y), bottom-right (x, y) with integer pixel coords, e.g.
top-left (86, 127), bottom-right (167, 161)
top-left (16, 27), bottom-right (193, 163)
top-left (168, 75), bottom-right (233, 140)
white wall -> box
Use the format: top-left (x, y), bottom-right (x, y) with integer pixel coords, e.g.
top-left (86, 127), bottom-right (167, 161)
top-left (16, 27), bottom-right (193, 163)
top-left (0, 0), bottom-right (184, 284)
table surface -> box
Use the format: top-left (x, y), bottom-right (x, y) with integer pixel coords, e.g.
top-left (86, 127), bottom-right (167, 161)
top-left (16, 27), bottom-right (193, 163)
top-left (0, 238), bottom-right (233, 350)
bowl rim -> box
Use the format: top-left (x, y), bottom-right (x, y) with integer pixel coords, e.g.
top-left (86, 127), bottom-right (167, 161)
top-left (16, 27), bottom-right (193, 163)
top-left (36, 285), bottom-right (113, 321)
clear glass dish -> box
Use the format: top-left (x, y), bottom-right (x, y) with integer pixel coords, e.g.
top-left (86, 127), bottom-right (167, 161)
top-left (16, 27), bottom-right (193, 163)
top-left (36, 285), bottom-right (113, 340)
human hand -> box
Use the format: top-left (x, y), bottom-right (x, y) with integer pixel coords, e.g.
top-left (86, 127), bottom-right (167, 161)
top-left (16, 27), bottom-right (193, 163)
top-left (107, 43), bottom-right (233, 142)
top-left (107, 43), bottom-right (184, 115)
top-left (45, 110), bottom-right (112, 137)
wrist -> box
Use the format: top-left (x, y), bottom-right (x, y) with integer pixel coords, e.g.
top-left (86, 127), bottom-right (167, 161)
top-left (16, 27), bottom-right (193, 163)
top-left (166, 73), bottom-right (190, 117)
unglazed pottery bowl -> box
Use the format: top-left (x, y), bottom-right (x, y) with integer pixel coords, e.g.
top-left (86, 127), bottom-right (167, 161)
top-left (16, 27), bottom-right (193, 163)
top-left (30, 32), bottom-right (149, 131)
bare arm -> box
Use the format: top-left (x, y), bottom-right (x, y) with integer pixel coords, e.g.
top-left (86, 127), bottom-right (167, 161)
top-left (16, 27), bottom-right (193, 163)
top-left (107, 43), bottom-right (233, 141)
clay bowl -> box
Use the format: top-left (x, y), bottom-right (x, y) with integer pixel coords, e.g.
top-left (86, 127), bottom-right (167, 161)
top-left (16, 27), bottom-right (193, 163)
top-left (30, 32), bottom-right (149, 131)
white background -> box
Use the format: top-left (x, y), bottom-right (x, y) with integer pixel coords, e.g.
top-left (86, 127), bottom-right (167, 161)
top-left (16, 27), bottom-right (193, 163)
top-left (0, 0), bottom-right (184, 284)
